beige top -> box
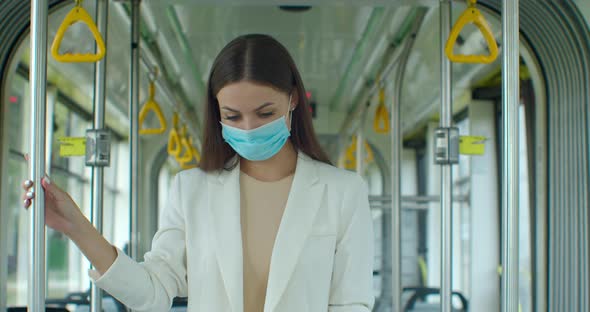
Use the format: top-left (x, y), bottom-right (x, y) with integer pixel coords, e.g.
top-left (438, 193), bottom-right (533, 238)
top-left (240, 171), bottom-right (294, 312)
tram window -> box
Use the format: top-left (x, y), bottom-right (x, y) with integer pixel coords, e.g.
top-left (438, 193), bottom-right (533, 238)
top-left (518, 104), bottom-right (532, 312)
top-left (452, 117), bottom-right (471, 298)
top-left (2, 71), bottom-right (129, 307)
top-left (574, 0), bottom-right (590, 28)
top-left (4, 75), bottom-right (33, 305)
top-left (157, 163), bottom-right (175, 229)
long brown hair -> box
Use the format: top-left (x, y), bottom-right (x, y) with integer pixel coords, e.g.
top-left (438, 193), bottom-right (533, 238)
top-left (199, 34), bottom-right (332, 172)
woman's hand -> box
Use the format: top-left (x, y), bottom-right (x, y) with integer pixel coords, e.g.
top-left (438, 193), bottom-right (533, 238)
top-left (22, 153), bottom-right (84, 236)
top-left (21, 154), bottom-right (118, 275)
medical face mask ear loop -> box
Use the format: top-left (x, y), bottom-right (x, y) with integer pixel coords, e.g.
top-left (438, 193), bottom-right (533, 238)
top-left (287, 93), bottom-right (294, 130)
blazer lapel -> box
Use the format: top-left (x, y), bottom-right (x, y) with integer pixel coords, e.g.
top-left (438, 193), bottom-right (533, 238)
top-left (208, 161), bottom-right (243, 312)
top-left (264, 153), bottom-right (326, 312)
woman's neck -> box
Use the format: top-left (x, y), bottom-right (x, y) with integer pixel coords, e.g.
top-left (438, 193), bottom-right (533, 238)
top-left (239, 141), bottom-right (297, 182)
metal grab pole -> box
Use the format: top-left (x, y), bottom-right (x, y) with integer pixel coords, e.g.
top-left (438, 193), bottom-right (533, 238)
top-left (369, 195), bottom-right (469, 203)
top-left (391, 63), bottom-right (402, 312)
top-left (90, 1), bottom-right (109, 311)
top-left (29, 0), bottom-right (48, 310)
top-left (129, 0), bottom-right (141, 261)
top-left (389, 11), bottom-right (426, 309)
top-left (501, 0), bottom-right (520, 311)
top-left (439, 2), bottom-right (453, 312)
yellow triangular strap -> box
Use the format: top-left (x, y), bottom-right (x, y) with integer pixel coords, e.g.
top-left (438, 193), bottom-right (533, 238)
top-left (341, 136), bottom-right (374, 169)
top-left (175, 126), bottom-right (193, 163)
top-left (445, 5), bottom-right (499, 64)
top-left (177, 138), bottom-right (193, 163)
top-left (167, 129), bottom-right (181, 157)
top-left (373, 88), bottom-right (390, 133)
top-left (51, 2), bottom-right (106, 63)
top-left (342, 136), bottom-right (357, 170)
top-left (139, 83), bottom-right (167, 135)
top-left (178, 137), bottom-right (200, 169)
top-left (180, 162), bottom-right (197, 170)
top-left (167, 113), bottom-right (181, 157)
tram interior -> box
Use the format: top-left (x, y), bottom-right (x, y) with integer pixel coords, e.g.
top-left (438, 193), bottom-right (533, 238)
top-left (1, 0), bottom-right (590, 311)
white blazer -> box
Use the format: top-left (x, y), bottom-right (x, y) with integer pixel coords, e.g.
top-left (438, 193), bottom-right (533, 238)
top-left (92, 153), bottom-right (375, 312)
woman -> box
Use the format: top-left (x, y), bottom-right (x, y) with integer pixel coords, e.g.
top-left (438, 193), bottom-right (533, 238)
top-left (23, 34), bottom-right (374, 312)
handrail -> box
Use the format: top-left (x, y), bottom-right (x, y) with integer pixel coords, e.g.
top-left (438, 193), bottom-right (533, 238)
top-left (373, 87), bottom-right (390, 133)
top-left (178, 136), bottom-right (200, 169)
top-left (51, 0), bottom-right (106, 63)
top-left (342, 135), bottom-right (374, 170)
top-left (444, 0), bottom-right (499, 64)
top-left (176, 126), bottom-right (193, 163)
top-left (167, 113), bottom-right (181, 157)
top-left (139, 80), bottom-right (167, 135)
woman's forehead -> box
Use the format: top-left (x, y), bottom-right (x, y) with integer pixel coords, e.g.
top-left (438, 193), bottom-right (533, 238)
top-left (217, 81), bottom-right (288, 110)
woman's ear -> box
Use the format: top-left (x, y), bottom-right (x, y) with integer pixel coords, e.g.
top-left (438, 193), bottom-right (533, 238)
top-left (290, 90), bottom-right (299, 111)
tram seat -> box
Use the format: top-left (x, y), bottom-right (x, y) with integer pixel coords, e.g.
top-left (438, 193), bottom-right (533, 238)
top-left (42, 291), bottom-right (125, 312)
top-left (402, 287), bottom-right (468, 312)
top-left (170, 297), bottom-right (188, 311)
top-left (71, 297), bottom-right (122, 312)
top-left (409, 302), bottom-right (464, 312)
top-left (7, 308), bottom-right (69, 312)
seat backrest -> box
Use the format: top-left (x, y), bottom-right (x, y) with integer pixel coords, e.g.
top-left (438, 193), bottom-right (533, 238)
top-left (8, 308), bottom-right (70, 312)
top-left (73, 297), bottom-right (122, 312)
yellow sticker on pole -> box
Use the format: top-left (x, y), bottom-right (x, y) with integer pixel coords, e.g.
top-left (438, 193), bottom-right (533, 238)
top-left (459, 136), bottom-right (486, 155)
top-left (59, 137), bottom-right (86, 157)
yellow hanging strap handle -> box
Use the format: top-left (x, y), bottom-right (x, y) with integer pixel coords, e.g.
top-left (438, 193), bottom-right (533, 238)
top-left (341, 136), bottom-right (374, 170)
top-left (139, 73), bottom-right (168, 135)
top-left (373, 88), bottom-right (390, 134)
top-left (176, 126), bottom-right (194, 164)
top-left (179, 137), bottom-right (201, 169)
top-left (167, 113), bottom-right (181, 157)
top-left (445, 0), bottom-right (499, 64)
top-left (51, 0), bottom-right (106, 63)
top-left (343, 136), bottom-right (357, 170)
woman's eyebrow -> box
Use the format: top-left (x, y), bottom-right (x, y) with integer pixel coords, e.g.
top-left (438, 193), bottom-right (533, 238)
top-left (221, 106), bottom-right (239, 112)
top-left (221, 102), bottom-right (275, 113)
top-left (255, 102), bottom-right (275, 111)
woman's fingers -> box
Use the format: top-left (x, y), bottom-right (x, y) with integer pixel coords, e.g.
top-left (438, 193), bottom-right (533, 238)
top-left (22, 154), bottom-right (54, 210)
top-left (22, 190), bottom-right (35, 200)
top-left (23, 179), bottom-right (33, 190)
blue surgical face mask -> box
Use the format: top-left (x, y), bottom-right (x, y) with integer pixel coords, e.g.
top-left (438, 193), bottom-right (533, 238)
top-left (220, 94), bottom-right (293, 161)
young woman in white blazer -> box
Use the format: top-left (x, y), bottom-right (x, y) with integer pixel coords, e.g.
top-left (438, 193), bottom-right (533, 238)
top-left (23, 34), bottom-right (375, 312)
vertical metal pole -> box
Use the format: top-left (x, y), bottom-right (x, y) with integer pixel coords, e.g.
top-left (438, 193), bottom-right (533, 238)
top-left (392, 74), bottom-right (402, 311)
top-left (90, 1), bottom-right (109, 311)
top-left (439, 1), bottom-right (453, 312)
top-left (388, 11), bottom-right (426, 310)
top-left (501, 0), bottom-right (520, 311)
top-left (129, 0), bottom-right (141, 261)
top-left (29, 0), bottom-right (48, 310)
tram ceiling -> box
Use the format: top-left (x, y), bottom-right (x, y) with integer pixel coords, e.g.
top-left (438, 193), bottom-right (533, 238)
top-left (139, 2), bottom-right (429, 131)
top-left (141, 0), bottom-right (407, 6)
top-left (43, 0), bottom-right (499, 140)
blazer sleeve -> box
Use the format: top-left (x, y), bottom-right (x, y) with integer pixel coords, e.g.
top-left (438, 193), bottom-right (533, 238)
top-left (89, 173), bottom-right (188, 311)
top-left (328, 175), bottom-right (375, 312)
